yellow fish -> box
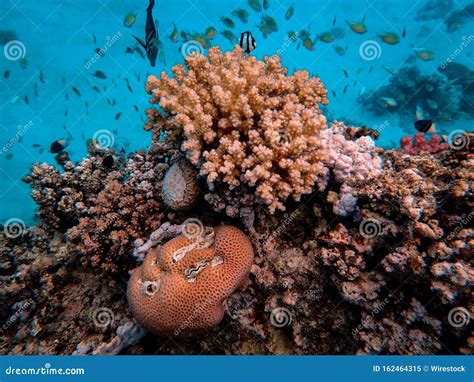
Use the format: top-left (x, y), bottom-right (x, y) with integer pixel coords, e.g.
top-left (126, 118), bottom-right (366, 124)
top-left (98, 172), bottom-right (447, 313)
top-left (378, 32), bottom-right (400, 45)
top-left (123, 12), bottom-right (136, 28)
top-left (347, 21), bottom-right (367, 34)
top-left (413, 48), bottom-right (434, 61)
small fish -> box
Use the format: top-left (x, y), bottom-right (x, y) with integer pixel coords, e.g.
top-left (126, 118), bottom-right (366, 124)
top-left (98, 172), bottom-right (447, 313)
top-left (414, 119), bottom-right (436, 133)
top-left (333, 44), bottom-right (347, 56)
top-left (285, 5), bottom-right (294, 20)
top-left (263, 0), bottom-right (269, 10)
top-left (239, 31), bottom-right (257, 53)
top-left (426, 99), bottom-right (438, 109)
top-left (331, 90), bottom-right (337, 97)
top-left (50, 139), bottom-right (68, 153)
top-left (258, 15), bottom-right (278, 37)
top-left (343, 85), bottom-right (348, 94)
top-left (368, 66), bottom-right (373, 73)
top-left (193, 34), bottom-right (211, 49)
top-left (402, 27), bottom-right (406, 38)
top-left (302, 38), bottom-right (314, 51)
top-left (319, 32), bottom-right (335, 43)
top-left (204, 26), bottom-right (217, 39)
top-left (10, 95), bottom-right (19, 104)
top-left (343, 69), bottom-right (349, 78)
top-left (19, 58), bottom-right (28, 69)
top-left (6, 153), bottom-right (14, 160)
top-left (124, 78), bottom-right (133, 93)
top-left (115, 112), bottom-right (122, 120)
top-left (32, 144), bottom-right (41, 148)
top-left (221, 17), bottom-right (235, 28)
top-left (72, 86), bottom-right (81, 97)
top-left (381, 97), bottom-right (397, 107)
top-left (23, 95), bottom-right (29, 104)
top-left (413, 48), bottom-right (434, 61)
top-left (133, 105), bottom-right (139, 112)
top-left (169, 24), bottom-right (179, 42)
top-left (39, 71), bottom-right (45, 83)
top-left (85, 101), bottom-right (89, 116)
top-left (124, 12), bottom-right (136, 28)
top-left (378, 32), bottom-right (400, 45)
top-left (287, 31), bottom-right (298, 42)
top-left (102, 154), bottom-right (117, 168)
top-left (3, 70), bottom-right (10, 79)
top-left (93, 34), bottom-right (97, 44)
top-left (248, 0), bottom-right (262, 12)
top-left (221, 30), bottom-right (236, 44)
top-left (347, 21), bottom-right (367, 34)
top-left (65, 109), bottom-right (68, 116)
top-left (332, 15), bottom-right (337, 25)
top-left (135, 72), bottom-right (141, 82)
top-left (92, 85), bottom-right (101, 93)
top-left (232, 9), bottom-right (249, 23)
top-left (106, 98), bottom-right (111, 106)
top-left (93, 70), bottom-right (107, 79)
top-left (132, 0), bottom-right (159, 66)
top-left (95, 48), bottom-right (105, 57)
top-left (180, 31), bottom-right (190, 41)
top-left (112, 99), bottom-right (116, 106)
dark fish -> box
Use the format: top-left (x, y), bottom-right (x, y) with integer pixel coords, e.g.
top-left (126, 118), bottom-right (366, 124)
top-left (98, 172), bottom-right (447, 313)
top-left (24, 95), bottom-right (29, 104)
top-left (133, 0), bottom-right (158, 66)
top-left (102, 154), bottom-right (117, 168)
top-left (135, 72), bottom-right (140, 82)
top-left (343, 85), bottom-right (348, 94)
top-left (263, 0), bottom-right (269, 10)
top-left (112, 99), bottom-right (116, 107)
top-left (93, 70), bottom-right (107, 79)
top-left (85, 101), bottom-right (89, 115)
top-left (221, 17), bottom-right (235, 28)
top-left (133, 105), bottom-right (139, 112)
top-left (50, 139), bottom-right (68, 153)
top-left (4, 70), bottom-right (10, 79)
top-left (115, 112), bottom-right (122, 120)
top-left (72, 87), bottom-right (81, 97)
top-left (0, 30), bottom-right (18, 45)
top-left (285, 5), bottom-right (294, 20)
top-left (332, 15), bottom-right (337, 25)
top-left (124, 78), bottom-right (133, 93)
top-left (93, 34), bottom-right (97, 44)
top-left (414, 119), bottom-right (436, 133)
top-left (369, 66), bottom-right (373, 73)
top-left (402, 27), bottom-right (406, 38)
top-left (32, 144), bottom-right (41, 148)
top-left (95, 48), bottom-right (105, 57)
top-left (6, 153), bottom-right (14, 160)
top-left (92, 85), bottom-right (101, 93)
top-left (331, 90), bottom-right (336, 97)
top-left (239, 31), bottom-right (257, 53)
top-left (343, 69), bottom-right (349, 78)
top-left (106, 98), bottom-right (111, 105)
top-left (39, 70), bottom-right (45, 83)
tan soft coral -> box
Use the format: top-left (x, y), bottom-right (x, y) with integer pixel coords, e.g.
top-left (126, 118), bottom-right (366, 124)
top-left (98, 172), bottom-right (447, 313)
top-left (127, 225), bottom-right (254, 336)
top-left (145, 46), bottom-right (329, 213)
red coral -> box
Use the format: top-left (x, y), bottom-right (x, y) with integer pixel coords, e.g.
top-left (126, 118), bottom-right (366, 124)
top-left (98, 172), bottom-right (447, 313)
top-left (400, 133), bottom-right (449, 155)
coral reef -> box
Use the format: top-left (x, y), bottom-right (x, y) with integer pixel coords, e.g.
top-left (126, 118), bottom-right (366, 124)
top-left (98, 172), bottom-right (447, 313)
top-left (358, 65), bottom-right (472, 127)
top-left (400, 133), bottom-right (449, 155)
top-left (127, 224), bottom-right (254, 336)
top-left (161, 158), bottom-right (200, 210)
top-left (145, 46), bottom-right (329, 213)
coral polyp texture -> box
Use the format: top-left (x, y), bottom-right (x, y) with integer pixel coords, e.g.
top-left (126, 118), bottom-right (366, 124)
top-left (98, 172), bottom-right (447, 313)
top-left (161, 158), bottom-right (200, 210)
top-left (145, 46), bottom-right (329, 213)
top-left (127, 225), bottom-right (253, 336)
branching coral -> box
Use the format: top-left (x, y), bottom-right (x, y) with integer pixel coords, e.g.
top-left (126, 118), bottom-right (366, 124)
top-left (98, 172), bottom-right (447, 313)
top-left (145, 46), bottom-right (329, 213)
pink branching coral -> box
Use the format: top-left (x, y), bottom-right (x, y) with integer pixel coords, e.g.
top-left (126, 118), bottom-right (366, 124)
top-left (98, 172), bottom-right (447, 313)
top-left (145, 46), bottom-right (329, 213)
top-left (400, 133), bottom-right (449, 155)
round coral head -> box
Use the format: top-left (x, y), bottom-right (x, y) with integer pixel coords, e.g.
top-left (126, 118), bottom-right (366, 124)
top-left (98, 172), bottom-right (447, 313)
top-left (127, 225), bottom-right (253, 337)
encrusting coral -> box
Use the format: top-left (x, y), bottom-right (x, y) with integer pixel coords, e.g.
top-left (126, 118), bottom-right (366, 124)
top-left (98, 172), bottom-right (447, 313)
top-left (161, 158), bottom-right (200, 210)
top-left (127, 223), bottom-right (253, 336)
top-left (145, 46), bottom-right (329, 213)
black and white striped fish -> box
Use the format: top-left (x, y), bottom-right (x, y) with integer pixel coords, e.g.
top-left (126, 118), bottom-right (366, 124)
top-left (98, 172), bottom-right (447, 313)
top-left (239, 31), bottom-right (257, 54)
top-left (133, 0), bottom-right (158, 66)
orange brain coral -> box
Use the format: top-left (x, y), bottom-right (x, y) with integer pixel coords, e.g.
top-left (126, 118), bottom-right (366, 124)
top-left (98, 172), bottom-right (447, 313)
top-left (127, 225), bottom-right (253, 336)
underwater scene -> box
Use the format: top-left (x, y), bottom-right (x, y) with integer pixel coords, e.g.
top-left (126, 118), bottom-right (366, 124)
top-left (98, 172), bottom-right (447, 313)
top-left (0, 0), bottom-right (472, 356)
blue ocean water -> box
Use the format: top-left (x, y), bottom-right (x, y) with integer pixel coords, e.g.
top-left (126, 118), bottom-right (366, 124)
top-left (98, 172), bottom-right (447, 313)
top-left (0, 0), bottom-right (473, 225)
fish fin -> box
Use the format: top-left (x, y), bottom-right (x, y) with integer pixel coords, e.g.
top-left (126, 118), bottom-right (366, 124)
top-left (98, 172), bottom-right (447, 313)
top-left (133, 35), bottom-right (146, 49)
